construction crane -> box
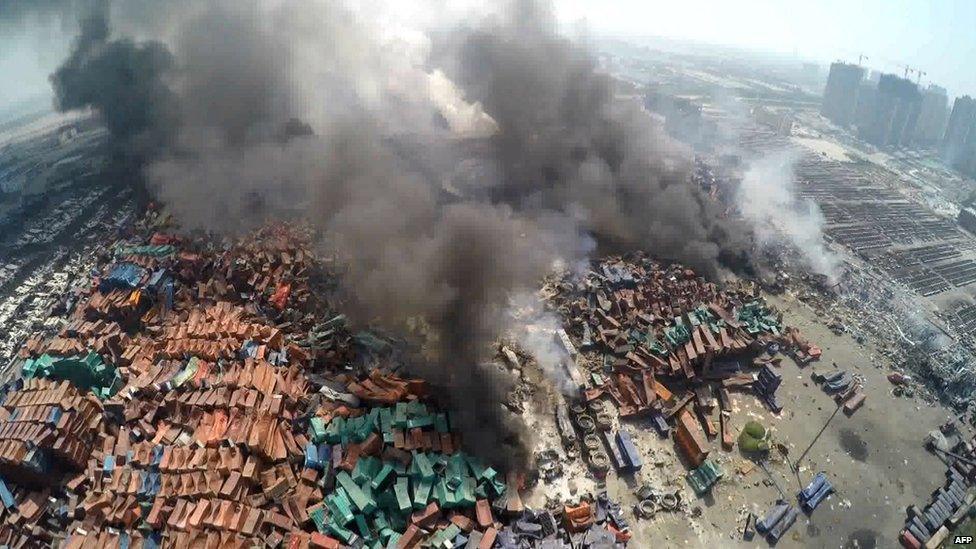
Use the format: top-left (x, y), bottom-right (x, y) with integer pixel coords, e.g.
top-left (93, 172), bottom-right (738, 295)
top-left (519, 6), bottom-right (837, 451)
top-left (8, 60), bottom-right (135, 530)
top-left (901, 65), bottom-right (914, 79)
top-left (857, 54), bottom-right (869, 66)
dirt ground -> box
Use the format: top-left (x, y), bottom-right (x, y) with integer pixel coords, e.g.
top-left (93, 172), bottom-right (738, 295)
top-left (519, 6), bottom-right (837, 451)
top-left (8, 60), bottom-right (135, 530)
top-left (523, 290), bottom-right (963, 548)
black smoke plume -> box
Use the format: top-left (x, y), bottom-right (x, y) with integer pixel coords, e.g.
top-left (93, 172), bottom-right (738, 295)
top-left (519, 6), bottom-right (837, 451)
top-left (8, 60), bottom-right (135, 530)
top-left (441, 0), bottom-right (751, 276)
top-left (27, 0), bottom-right (755, 469)
top-left (50, 1), bottom-right (178, 171)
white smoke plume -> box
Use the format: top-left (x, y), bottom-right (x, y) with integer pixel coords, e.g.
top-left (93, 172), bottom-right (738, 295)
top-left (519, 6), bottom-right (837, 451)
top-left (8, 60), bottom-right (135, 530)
top-left (736, 150), bottom-right (841, 281)
top-left (507, 292), bottom-right (580, 397)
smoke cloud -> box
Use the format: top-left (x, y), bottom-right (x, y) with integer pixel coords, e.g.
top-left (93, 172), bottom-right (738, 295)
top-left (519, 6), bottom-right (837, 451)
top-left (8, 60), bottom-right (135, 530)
top-left (440, 2), bottom-right (752, 276)
top-left (30, 0), bottom-right (757, 468)
top-left (511, 300), bottom-right (580, 397)
top-left (736, 150), bottom-right (841, 281)
top-left (50, 0), bottom-right (178, 169)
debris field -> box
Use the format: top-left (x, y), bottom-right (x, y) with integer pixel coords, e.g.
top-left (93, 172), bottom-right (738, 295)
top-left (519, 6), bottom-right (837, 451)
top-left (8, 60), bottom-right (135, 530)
top-left (528, 253), bottom-right (871, 545)
top-left (0, 212), bottom-right (633, 548)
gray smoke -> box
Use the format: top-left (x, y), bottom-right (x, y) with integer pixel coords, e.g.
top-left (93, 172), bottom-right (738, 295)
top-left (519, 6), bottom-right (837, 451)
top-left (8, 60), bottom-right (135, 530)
top-left (47, 0), bottom-right (307, 178)
top-left (697, 91), bottom-right (839, 281)
top-left (737, 150), bottom-right (840, 281)
top-left (153, 125), bottom-right (568, 466)
top-left (32, 0), bottom-right (757, 468)
top-left (439, 1), bottom-right (752, 276)
top-left (49, 0), bottom-right (178, 168)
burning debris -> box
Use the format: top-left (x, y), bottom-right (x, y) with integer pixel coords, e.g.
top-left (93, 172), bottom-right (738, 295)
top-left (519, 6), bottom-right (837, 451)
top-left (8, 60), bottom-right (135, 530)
top-left (541, 253), bottom-right (794, 418)
top-left (11, 1), bottom-right (976, 548)
top-left (9, 0), bottom-right (779, 477)
top-left (0, 210), bottom-right (639, 547)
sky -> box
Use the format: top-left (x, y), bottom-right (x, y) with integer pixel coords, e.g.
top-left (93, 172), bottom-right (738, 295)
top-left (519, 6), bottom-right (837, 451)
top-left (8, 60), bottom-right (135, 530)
top-left (0, 16), bottom-right (71, 109)
top-left (556, 0), bottom-right (976, 99)
top-left (1, 0), bottom-right (974, 109)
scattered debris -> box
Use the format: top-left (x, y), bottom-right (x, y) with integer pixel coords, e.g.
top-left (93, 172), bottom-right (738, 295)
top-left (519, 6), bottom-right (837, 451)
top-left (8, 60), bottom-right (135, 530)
top-left (0, 214), bottom-right (632, 547)
top-left (901, 438), bottom-right (976, 547)
top-left (797, 472), bottom-right (834, 513)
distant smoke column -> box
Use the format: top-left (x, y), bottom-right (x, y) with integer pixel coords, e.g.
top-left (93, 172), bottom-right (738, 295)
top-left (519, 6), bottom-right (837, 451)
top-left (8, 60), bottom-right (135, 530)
top-left (49, 1), bottom-right (179, 172)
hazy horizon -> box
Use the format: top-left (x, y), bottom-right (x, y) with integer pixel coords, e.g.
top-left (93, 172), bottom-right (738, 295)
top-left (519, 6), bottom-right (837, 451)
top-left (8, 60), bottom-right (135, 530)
top-left (558, 0), bottom-right (976, 99)
top-left (2, 0), bottom-right (974, 108)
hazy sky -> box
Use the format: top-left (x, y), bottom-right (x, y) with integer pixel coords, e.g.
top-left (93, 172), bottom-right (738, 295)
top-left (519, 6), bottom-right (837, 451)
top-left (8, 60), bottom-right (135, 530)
top-left (0, 17), bottom-right (71, 108)
top-left (1, 0), bottom-right (974, 108)
top-left (558, 0), bottom-right (976, 98)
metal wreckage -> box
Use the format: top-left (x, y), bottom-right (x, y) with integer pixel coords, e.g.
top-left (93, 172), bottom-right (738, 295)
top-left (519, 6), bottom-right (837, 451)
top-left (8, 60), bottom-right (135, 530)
top-left (4, 157), bottom-right (967, 549)
top-left (0, 207), bottom-right (648, 549)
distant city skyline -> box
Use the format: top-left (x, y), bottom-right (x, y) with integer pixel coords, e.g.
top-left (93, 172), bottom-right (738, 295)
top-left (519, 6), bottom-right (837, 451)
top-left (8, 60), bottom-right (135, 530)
top-left (556, 0), bottom-right (976, 100)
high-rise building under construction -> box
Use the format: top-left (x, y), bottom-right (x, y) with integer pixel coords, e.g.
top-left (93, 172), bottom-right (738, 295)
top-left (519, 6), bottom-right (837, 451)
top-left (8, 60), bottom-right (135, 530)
top-left (943, 95), bottom-right (976, 177)
top-left (859, 74), bottom-right (921, 148)
top-left (821, 62), bottom-right (865, 128)
top-left (913, 85), bottom-right (949, 146)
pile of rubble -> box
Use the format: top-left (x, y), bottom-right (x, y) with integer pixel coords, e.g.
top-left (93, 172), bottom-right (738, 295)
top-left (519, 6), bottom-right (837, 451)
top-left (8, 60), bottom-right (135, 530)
top-left (0, 210), bottom-right (631, 548)
top-left (539, 254), bottom-right (832, 507)
top-left (776, 249), bottom-right (976, 412)
top-left (900, 432), bottom-right (976, 548)
top-left (547, 255), bottom-right (820, 460)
